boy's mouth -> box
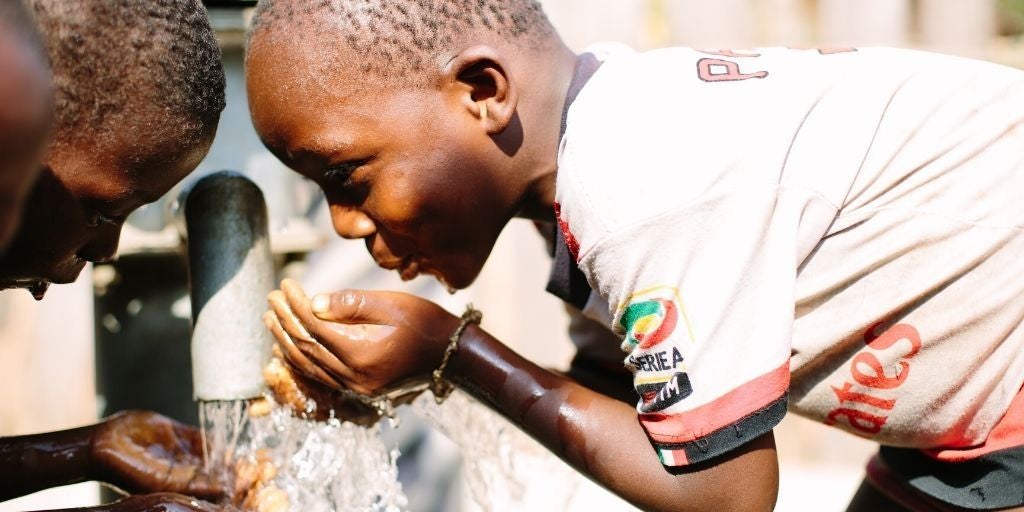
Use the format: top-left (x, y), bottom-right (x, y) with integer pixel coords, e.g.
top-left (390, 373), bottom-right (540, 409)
top-left (398, 256), bottom-right (420, 281)
top-left (384, 255), bottom-right (455, 292)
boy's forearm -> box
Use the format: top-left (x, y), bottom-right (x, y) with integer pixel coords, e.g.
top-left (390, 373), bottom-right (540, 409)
top-left (0, 424), bottom-right (96, 501)
top-left (448, 326), bottom-right (780, 512)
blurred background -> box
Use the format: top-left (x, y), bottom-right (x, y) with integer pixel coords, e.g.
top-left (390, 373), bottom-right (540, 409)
top-left (2, 0), bottom-right (1022, 510)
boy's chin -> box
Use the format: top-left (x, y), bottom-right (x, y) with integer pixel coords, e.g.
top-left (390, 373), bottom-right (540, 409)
top-left (0, 262), bottom-right (85, 292)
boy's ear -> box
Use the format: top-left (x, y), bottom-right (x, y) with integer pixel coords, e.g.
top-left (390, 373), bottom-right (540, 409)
top-left (444, 45), bottom-right (518, 135)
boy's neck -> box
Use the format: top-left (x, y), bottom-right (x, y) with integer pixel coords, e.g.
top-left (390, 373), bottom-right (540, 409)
top-left (512, 39), bottom-right (578, 222)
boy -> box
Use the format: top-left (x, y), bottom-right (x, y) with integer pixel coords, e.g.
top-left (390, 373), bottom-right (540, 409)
top-left (0, 1), bottom-right (226, 509)
top-left (248, 1), bottom-right (1024, 510)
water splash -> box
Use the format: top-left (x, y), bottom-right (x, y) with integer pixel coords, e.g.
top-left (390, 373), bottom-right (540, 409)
top-left (201, 389), bottom-right (585, 511)
top-left (413, 391), bottom-right (583, 511)
top-left (202, 397), bottom-right (406, 512)
top-left (28, 281), bottom-right (49, 301)
top-left (240, 401), bottom-right (406, 512)
top-left (199, 400), bottom-right (249, 482)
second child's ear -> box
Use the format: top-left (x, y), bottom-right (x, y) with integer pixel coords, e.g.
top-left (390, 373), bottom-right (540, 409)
top-left (443, 45), bottom-right (518, 135)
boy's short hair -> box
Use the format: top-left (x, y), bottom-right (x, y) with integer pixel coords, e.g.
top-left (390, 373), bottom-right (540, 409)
top-left (26, 0), bottom-right (226, 146)
top-left (249, 0), bottom-right (554, 83)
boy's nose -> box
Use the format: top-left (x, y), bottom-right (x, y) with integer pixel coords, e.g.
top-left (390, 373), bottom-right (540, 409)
top-left (330, 205), bottom-right (376, 240)
top-left (77, 227), bottom-right (122, 264)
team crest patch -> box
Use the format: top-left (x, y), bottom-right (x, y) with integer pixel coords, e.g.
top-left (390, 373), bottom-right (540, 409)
top-left (618, 286), bottom-right (691, 351)
top-left (619, 287), bottom-right (696, 413)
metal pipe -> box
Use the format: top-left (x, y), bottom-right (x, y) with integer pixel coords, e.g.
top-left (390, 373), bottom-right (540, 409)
top-left (184, 171), bottom-right (274, 401)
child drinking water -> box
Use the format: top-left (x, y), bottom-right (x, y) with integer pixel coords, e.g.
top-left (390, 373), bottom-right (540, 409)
top-left (0, 1), bottom-right (226, 509)
top-left (248, 1), bottom-right (1024, 510)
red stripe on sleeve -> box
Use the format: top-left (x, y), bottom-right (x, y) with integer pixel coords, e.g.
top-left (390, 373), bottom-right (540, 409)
top-left (641, 361), bottom-right (790, 444)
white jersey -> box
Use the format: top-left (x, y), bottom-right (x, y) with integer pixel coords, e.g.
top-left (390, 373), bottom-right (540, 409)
top-left (554, 46), bottom-right (1024, 467)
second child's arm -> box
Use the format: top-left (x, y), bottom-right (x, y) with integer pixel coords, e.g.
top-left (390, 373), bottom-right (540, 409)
top-left (0, 411), bottom-right (222, 503)
top-left (267, 279), bottom-right (779, 512)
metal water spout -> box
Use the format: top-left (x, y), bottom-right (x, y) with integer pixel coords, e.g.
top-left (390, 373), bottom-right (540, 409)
top-left (184, 171), bottom-right (274, 401)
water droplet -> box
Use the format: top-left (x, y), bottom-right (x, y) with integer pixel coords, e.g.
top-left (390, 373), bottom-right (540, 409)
top-left (29, 281), bottom-right (49, 301)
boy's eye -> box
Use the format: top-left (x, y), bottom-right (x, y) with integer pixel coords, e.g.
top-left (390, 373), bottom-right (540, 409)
top-left (86, 211), bottom-right (122, 228)
top-left (323, 159), bottom-right (370, 186)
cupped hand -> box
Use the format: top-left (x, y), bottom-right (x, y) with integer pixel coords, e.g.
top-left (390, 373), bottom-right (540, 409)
top-left (91, 411), bottom-right (223, 500)
top-left (264, 279), bottom-right (461, 397)
top-left (260, 347), bottom-right (382, 426)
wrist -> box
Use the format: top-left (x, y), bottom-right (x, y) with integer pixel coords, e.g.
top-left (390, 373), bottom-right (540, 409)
top-left (82, 420), bottom-right (102, 482)
top-left (445, 324), bottom-right (516, 403)
top-left (429, 305), bottom-right (483, 403)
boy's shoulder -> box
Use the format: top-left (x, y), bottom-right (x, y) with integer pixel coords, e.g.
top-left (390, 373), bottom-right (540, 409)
top-left (554, 45), bottom-right (835, 255)
top-left (556, 44), bottom-right (1024, 253)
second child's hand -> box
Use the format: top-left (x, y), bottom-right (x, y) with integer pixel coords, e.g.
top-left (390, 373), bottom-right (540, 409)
top-left (91, 411), bottom-right (223, 500)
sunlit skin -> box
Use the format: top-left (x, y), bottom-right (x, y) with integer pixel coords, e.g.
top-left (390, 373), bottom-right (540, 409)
top-left (0, 84), bottom-right (221, 512)
top-left (0, 120), bottom-right (213, 293)
top-left (0, 411), bottom-right (224, 504)
top-left (247, 20), bottom-right (783, 511)
top-left (0, 127), bottom-right (223, 509)
top-left (247, 35), bottom-right (565, 290)
top-left (0, 127), bottom-right (224, 508)
top-left (0, 27), bottom-right (52, 251)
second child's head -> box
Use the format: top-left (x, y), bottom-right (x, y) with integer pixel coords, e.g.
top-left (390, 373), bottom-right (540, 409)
top-left (247, 0), bottom-right (572, 290)
top-left (0, 0), bottom-right (226, 296)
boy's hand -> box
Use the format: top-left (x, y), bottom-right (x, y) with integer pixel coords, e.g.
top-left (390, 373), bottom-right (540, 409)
top-left (264, 279), bottom-right (460, 397)
top-left (90, 411), bottom-right (223, 500)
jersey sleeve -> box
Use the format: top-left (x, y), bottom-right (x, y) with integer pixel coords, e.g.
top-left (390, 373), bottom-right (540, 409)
top-left (577, 187), bottom-right (836, 467)
top-left (556, 46), bottom-right (850, 467)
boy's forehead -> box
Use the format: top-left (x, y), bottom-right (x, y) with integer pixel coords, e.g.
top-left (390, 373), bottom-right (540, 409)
top-left (56, 109), bottom-right (213, 194)
top-left (249, 44), bottom-right (395, 143)
top-left (248, 27), bottom-right (375, 93)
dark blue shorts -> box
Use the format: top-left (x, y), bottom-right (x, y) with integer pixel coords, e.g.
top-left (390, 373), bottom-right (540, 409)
top-left (869, 444), bottom-right (1024, 510)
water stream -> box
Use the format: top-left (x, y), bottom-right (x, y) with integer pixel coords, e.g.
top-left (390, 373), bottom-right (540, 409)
top-left (201, 398), bottom-right (406, 512)
top-left (200, 390), bottom-right (584, 512)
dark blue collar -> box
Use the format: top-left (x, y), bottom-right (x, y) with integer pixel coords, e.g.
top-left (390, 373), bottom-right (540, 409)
top-left (545, 53), bottom-right (601, 310)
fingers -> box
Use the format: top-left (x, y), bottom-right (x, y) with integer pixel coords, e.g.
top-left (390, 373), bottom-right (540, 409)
top-left (171, 422), bottom-right (205, 462)
top-left (262, 310), bottom-right (340, 387)
top-left (265, 296), bottom-right (356, 384)
top-left (294, 333), bottom-right (359, 383)
top-left (289, 282), bottom-right (392, 325)
top-left (268, 290), bottom-right (313, 343)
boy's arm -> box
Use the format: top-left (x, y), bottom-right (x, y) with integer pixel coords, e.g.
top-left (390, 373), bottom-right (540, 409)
top-left (0, 424), bottom-right (93, 501)
top-left (0, 411), bottom-right (222, 502)
top-left (450, 325), bottom-right (779, 512)
top-left (268, 280), bottom-right (779, 512)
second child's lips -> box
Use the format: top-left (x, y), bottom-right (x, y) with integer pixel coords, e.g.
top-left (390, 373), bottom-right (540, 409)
top-left (399, 257), bottom-right (420, 281)
top-left (375, 254), bottom-right (407, 271)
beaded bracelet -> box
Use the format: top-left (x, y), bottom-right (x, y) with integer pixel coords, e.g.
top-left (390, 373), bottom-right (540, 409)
top-left (430, 305), bottom-right (483, 404)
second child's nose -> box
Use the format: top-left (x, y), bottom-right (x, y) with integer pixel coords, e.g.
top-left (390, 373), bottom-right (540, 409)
top-left (330, 205), bottom-right (376, 240)
top-left (77, 228), bottom-right (122, 264)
